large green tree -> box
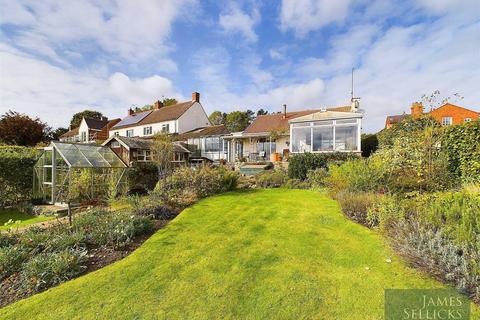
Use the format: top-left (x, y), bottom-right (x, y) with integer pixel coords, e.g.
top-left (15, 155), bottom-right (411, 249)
top-left (209, 111), bottom-right (227, 125)
top-left (0, 110), bottom-right (51, 146)
top-left (48, 127), bottom-right (69, 141)
top-left (225, 111), bottom-right (251, 132)
top-left (134, 98), bottom-right (179, 113)
top-left (70, 110), bottom-right (103, 128)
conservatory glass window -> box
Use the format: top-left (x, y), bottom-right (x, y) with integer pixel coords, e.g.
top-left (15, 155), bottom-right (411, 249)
top-left (335, 124), bottom-right (358, 151)
top-left (312, 126), bottom-right (334, 151)
top-left (291, 127), bottom-right (311, 152)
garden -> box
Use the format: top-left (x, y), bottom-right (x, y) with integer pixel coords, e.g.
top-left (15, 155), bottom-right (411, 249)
top-left (0, 117), bottom-right (479, 317)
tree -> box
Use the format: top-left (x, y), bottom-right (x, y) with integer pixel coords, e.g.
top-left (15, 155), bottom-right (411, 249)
top-left (134, 105), bottom-right (153, 112)
top-left (225, 111), bottom-right (251, 132)
top-left (0, 110), bottom-right (51, 146)
top-left (48, 127), bottom-right (69, 141)
top-left (70, 110), bottom-right (103, 128)
top-left (163, 98), bottom-right (178, 106)
top-left (257, 109), bottom-right (268, 116)
top-left (151, 132), bottom-right (174, 180)
top-left (209, 111), bottom-right (227, 125)
top-left (421, 90), bottom-right (463, 111)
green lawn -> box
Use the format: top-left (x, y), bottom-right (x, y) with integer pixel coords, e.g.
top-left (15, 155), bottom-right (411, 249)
top-left (1, 189), bottom-right (478, 319)
top-left (0, 209), bottom-right (53, 230)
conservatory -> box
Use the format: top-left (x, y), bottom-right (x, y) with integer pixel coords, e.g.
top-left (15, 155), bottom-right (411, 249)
top-left (33, 142), bottom-right (127, 204)
top-left (289, 110), bottom-right (363, 153)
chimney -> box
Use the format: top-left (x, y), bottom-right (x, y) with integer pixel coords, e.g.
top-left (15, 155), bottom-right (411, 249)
top-left (411, 102), bottom-right (424, 118)
top-left (128, 108), bottom-right (134, 116)
top-left (153, 100), bottom-right (164, 110)
top-left (192, 92), bottom-right (200, 102)
top-left (283, 104), bottom-right (287, 119)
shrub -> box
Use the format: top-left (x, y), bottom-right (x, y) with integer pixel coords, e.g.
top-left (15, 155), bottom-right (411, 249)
top-left (0, 246), bottom-right (29, 279)
top-left (134, 205), bottom-right (177, 220)
top-left (154, 166), bottom-right (239, 208)
top-left (0, 145), bottom-right (40, 207)
top-left (325, 158), bottom-right (388, 194)
top-left (283, 178), bottom-right (311, 189)
top-left (389, 220), bottom-right (479, 303)
top-left (255, 169), bottom-right (287, 188)
top-left (335, 192), bottom-right (378, 227)
top-left (21, 248), bottom-right (87, 292)
top-left (73, 210), bottom-right (153, 249)
top-left (361, 133), bottom-right (378, 157)
top-left (306, 168), bottom-right (329, 189)
top-left (288, 152), bottom-right (358, 180)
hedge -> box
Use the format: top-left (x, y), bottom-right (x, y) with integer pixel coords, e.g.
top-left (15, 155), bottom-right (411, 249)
top-left (0, 145), bottom-right (40, 207)
top-left (127, 162), bottom-right (159, 193)
top-left (288, 152), bottom-right (359, 180)
top-left (441, 119), bottom-right (480, 183)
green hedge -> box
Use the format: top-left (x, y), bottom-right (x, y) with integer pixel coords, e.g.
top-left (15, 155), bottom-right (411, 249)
top-left (127, 162), bottom-right (159, 193)
top-left (0, 146), bottom-right (40, 207)
top-left (288, 152), bottom-right (359, 180)
top-left (442, 120), bottom-right (480, 183)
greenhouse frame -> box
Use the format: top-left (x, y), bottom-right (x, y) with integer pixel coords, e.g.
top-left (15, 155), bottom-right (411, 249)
top-left (33, 142), bottom-right (128, 204)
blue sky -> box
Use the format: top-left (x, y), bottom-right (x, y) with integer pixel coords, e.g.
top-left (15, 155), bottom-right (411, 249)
top-left (1, 0), bottom-right (479, 132)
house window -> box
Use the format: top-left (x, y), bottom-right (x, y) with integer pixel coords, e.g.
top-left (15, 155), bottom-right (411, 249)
top-left (143, 126), bottom-right (152, 135)
top-left (126, 129), bottom-right (134, 137)
top-left (111, 141), bottom-right (120, 148)
top-left (174, 153), bottom-right (184, 162)
top-left (256, 138), bottom-right (276, 157)
top-left (291, 126), bottom-right (311, 152)
top-left (161, 124), bottom-right (170, 133)
top-left (205, 137), bottom-right (221, 152)
top-left (81, 132), bottom-right (87, 142)
top-left (335, 124), bottom-right (358, 151)
top-left (441, 117), bottom-right (452, 126)
top-left (136, 150), bottom-right (151, 162)
top-left (464, 118), bottom-right (472, 123)
top-left (291, 119), bottom-right (359, 153)
top-left (114, 132), bottom-right (119, 136)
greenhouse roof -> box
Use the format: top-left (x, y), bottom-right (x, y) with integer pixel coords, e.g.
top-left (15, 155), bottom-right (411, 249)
top-left (51, 142), bottom-right (126, 168)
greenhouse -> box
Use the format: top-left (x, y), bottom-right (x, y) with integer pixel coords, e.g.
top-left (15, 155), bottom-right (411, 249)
top-left (33, 142), bottom-right (128, 204)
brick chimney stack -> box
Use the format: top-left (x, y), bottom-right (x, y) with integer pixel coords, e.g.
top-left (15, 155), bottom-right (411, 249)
top-left (128, 108), bottom-right (134, 116)
top-left (283, 104), bottom-right (287, 119)
top-left (153, 100), bottom-right (164, 110)
top-left (192, 92), bottom-right (200, 102)
top-left (411, 102), bottom-right (424, 119)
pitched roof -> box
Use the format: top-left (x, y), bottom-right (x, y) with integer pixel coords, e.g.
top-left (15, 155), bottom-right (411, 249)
top-left (111, 111), bottom-right (152, 129)
top-left (290, 110), bottom-right (362, 123)
top-left (112, 101), bottom-right (195, 130)
top-left (385, 114), bottom-right (408, 124)
top-left (244, 110), bottom-right (319, 134)
top-left (59, 127), bottom-right (79, 138)
top-left (104, 135), bottom-right (190, 153)
top-left (430, 103), bottom-right (480, 115)
top-left (175, 125), bottom-right (230, 140)
top-left (84, 117), bottom-right (109, 130)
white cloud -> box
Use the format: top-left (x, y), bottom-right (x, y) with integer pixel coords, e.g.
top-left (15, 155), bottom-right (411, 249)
top-left (280, 0), bottom-right (351, 36)
top-left (0, 44), bottom-right (183, 127)
top-left (219, 5), bottom-right (260, 42)
top-left (0, 0), bottom-right (195, 60)
top-left (269, 49), bottom-right (284, 60)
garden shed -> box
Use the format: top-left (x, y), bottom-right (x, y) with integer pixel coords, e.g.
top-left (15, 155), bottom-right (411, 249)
top-left (33, 142), bottom-right (127, 204)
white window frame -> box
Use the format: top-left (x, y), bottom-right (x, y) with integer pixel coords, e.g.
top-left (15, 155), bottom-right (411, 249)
top-left (126, 129), bottom-right (134, 137)
top-left (143, 126), bottom-right (152, 136)
top-left (136, 149), bottom-right (152, 162)
top-left (111, 141), bottom-right (120, 148)
top-left (441, 117), bottom-right (452, 126)
top-left (161, 124), bottom-right (170, 133)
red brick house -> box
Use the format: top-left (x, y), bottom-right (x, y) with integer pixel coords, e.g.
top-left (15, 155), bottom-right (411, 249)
top-left (385, 102), bottom-right (480, 128)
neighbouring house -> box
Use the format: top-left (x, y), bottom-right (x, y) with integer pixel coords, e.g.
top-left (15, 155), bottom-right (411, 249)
top-left (59, 117), bottom-right (121, 143)
top-left (224, 102), bottom-right (362, 162)
top-left (175, 124), bottom-right (230, 164)
top-left (109, 92), bottom-right (211, 138)
top-left (385, 102), bottom-right (480, 128)
top-left (102, 135), bottom-right (190, 167)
